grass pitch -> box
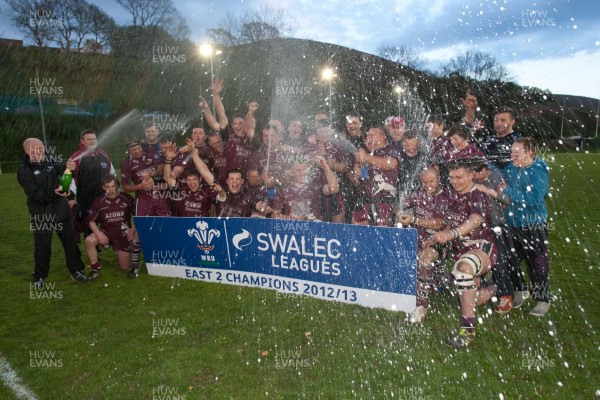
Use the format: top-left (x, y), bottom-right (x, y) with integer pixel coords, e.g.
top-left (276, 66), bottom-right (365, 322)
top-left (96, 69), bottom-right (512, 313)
top-left (1, 152), bottom-right (599, 399)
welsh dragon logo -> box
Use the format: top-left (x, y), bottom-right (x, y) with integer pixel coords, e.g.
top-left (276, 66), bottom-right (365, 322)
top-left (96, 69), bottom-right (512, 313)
top-left (187, 221), bottom-right (220, 254)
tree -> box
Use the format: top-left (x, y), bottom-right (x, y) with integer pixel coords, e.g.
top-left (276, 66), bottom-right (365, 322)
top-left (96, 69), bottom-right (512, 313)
top-left (5, 0), bottom-right (57, 47)
top-left (5, 0), bottom-right (115, 52)
top-left (116, 0), bottom-right (189, 40)
top-left (87, 4), bottom-right (117, 52)
top-left (440, 51), bottom-right (513, 82)
top-left (377, 44), bottom-right (427, 71)
top-left (207, 6), bottom-right (296, 46)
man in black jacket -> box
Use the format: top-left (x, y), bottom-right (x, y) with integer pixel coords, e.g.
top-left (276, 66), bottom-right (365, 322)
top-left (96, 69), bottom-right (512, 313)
top-left (17, 138), bottom-right (87, 288)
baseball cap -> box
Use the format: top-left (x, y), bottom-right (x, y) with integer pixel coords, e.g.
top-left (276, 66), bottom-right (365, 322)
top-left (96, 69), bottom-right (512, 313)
top-left (384, 116), bottom-right (405, 127)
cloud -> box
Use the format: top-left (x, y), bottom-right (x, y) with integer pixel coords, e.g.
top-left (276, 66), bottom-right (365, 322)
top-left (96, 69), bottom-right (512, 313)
top-left (506, 49), bottom-right (600, 98)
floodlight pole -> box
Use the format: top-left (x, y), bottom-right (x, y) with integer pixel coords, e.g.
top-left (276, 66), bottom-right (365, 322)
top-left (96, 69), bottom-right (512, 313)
top-left (34, 62), bottom-right (47, 146)
top-left (394, 85), bottom-right (404, 117)
top-left (560, 97), bottom-right (565, 139)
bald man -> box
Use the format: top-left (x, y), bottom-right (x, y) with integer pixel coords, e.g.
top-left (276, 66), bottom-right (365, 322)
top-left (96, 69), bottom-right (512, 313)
top-left (17, 138), bottom-right (87, 288)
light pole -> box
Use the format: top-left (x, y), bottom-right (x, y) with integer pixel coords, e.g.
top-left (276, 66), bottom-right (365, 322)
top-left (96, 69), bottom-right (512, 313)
top-left (394, 84), bottom-right (404, 116)
top-left (322, 67), bottom-right (335, 124)
top-left (199, 43), bottom-right (221, 117)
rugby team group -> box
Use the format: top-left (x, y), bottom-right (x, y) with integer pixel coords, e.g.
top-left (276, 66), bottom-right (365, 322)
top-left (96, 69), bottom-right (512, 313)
top-left (18, 77), bottom-right (550, 347)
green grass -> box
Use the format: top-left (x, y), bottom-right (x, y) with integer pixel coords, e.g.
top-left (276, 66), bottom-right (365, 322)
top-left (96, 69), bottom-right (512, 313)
top-left (1, 153), bottom-right (599, 399)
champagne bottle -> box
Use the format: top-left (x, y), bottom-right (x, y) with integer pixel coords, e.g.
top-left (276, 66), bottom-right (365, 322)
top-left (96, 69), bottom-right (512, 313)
top-left (59, 169), bottom-right (72, 193)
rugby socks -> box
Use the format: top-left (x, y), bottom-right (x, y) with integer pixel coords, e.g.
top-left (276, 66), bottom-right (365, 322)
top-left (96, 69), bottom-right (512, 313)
top-left (130, 240), bottom-right (141, 268)
top-left (460, 316), bottom-right (476, 333)
top-left (416, 264), bottom-right (434, 308)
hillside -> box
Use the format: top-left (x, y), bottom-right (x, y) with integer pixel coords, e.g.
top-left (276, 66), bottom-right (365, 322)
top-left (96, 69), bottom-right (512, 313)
top-left (0, 38), bottom-right (597, 167)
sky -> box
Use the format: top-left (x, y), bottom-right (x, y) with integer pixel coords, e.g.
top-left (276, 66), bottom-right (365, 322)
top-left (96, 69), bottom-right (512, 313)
top-left (1, 0), bottom-right (598, 99)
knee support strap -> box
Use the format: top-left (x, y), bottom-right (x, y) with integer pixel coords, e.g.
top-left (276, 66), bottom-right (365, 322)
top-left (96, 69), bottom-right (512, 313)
top-left (452, 254), bottom-right (482, 291)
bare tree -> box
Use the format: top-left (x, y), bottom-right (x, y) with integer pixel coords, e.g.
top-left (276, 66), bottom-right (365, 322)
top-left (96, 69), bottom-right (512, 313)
top-left (5, 0), bottom-right (114, 51)
top-left (440, 51), bottom-right (513, 82)
top-left (51, 0), bottom-right (77, 50)
top-left (5, 0), bottom-right (57, 47)
top-left (208, 6), bottom-right (296, 46)
top-left (116, 0), bottom-right (189, 39)
top-left (87, 4), bottom-right (116, 52)
top-left (377, 44), bottom-right (427, 71)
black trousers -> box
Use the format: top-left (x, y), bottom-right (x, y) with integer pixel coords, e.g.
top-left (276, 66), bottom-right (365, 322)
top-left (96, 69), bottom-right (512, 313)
top-left (504, 224), bottom-right (550, 302)
top-left (32, 216), bottom-right (84, 279)
top-left (492, 225), bottom-right (514, 297)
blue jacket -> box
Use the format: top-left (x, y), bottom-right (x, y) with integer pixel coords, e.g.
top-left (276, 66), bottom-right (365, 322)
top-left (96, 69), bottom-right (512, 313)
top-left (501, 158), bottom-right (549, 227)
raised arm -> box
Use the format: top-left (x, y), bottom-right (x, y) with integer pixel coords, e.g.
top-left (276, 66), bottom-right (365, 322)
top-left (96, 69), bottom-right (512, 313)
top-left (315, 156), bottom-right (339, 195)
top-left (245, 101), bottom-right (259, 141)
top-left (212, 77), bottom-right (228, 130)
top-left (199, 97), bottom-right (219, 132)
top-left (186, 138), bottom-right (215, 186)
top-left (162, 143), bottom-right (179, 187)
top-left (461, 88), bottom-right (477, 125)
top-left (354, 148), bottom-right (398, 170)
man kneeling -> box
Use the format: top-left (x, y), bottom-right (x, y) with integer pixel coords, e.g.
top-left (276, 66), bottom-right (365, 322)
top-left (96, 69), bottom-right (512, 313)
top-left (424, 160), bottom-right (498, 348)
top-left (85, 175), bottom-right (141, 279)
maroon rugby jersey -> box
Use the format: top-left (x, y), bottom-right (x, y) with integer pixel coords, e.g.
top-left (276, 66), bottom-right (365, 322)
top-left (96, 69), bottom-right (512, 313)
top-left (172, 183), bottom-right (218, 217)
top-left (248, 145), bottom-right (288, 183)
top-left (446, 143), bottom-right (485, 162)
top-left (88, 192), bottom-right (135, 237)
top-left (208, 148), bottom-right (228, 185)
top-left (245, 184), bottom-right (268, 205)
top-left (121, 152), bottom-right (163, 197)
top-left (405, 188), bottom-right (450, 244)
top-left (216, 189), bottom-right (254, 218)
top-left (445, 186), bottom-right (494, 244)
top-left (429, 135), bottom-right (453, 164)
top-left (358, 144), bottom-right (400, 201)
top-left (224, 135), bottom-right (254, 174)
top-left (273, 182), bottom-right (324, 220)
top-left (304, 139), bottom-right (351, 178)
top-left (174, 144), bottom-right (211, 167)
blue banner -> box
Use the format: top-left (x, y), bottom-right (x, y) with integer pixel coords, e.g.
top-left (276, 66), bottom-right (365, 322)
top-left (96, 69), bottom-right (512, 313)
top-left (134, 217), bottom-right (417, 312)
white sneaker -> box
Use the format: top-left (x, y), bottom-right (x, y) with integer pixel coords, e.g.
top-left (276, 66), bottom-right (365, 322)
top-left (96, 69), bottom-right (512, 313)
top-left (529, 301), bottom-right (551, 317)
top-left (512, 290), bottom-right (529, 308)
top-left (407, 306), bottom-right (427, 323)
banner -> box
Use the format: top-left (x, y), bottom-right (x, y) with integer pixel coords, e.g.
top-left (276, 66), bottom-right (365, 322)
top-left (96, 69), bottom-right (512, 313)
top-left (134, 217), bottom-right (417, 312)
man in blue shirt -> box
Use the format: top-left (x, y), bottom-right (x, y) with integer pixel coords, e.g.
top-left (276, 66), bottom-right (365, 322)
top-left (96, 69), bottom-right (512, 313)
top-left (501, 137), bottom-right (550, 316)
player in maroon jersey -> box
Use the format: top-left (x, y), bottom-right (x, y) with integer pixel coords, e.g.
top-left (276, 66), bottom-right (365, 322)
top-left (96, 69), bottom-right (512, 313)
top-left (170, 170), bottom-right (224, 217)
top-left (424, 159), bottom-right (498, 348)
top-left (445, 123), bottom-right (485, 162)
top-left (305, 118), bottom-right (349, 223)
top-left (272, 156), bottom-right (339, 221)
top-left (170, 126), bottom-right (213, 182)
top-left (384, 116), bottom-right (407, 147)
top-left (120, 138), bottom-right (170, 216)
top-left (245, 169), bottom-right (274, 218)
top-left (141, 122), bottom-right (161, 156)
top-left (206, 132), bottom-right (229, 185)
top-left (217, 99), bottom-right (259, 174)
top-left (163, 139), bottom-right (220, 217)
top-left (85, 175), bottom-right (142, 279)
top-left (216, 169), bottom-right (257, 218)
top-left (248, 123), bottom-right (289, 202)
top-left (350, 127), bottom-right (400, 226)
top-left (398, 168), bottom-right (450, 323)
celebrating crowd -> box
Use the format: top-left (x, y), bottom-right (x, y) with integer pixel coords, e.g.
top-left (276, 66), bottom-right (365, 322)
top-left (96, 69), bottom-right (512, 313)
top-left (17, 78), bottom-right (550, 348)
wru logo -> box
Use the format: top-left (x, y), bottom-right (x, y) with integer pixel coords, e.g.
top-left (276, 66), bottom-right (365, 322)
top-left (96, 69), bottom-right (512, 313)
top-left (187, 221), bottom-right (220, 254)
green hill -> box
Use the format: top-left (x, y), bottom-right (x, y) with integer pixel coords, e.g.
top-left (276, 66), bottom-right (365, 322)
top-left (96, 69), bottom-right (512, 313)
top-left (0, 38), bottom-right (596, 169)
